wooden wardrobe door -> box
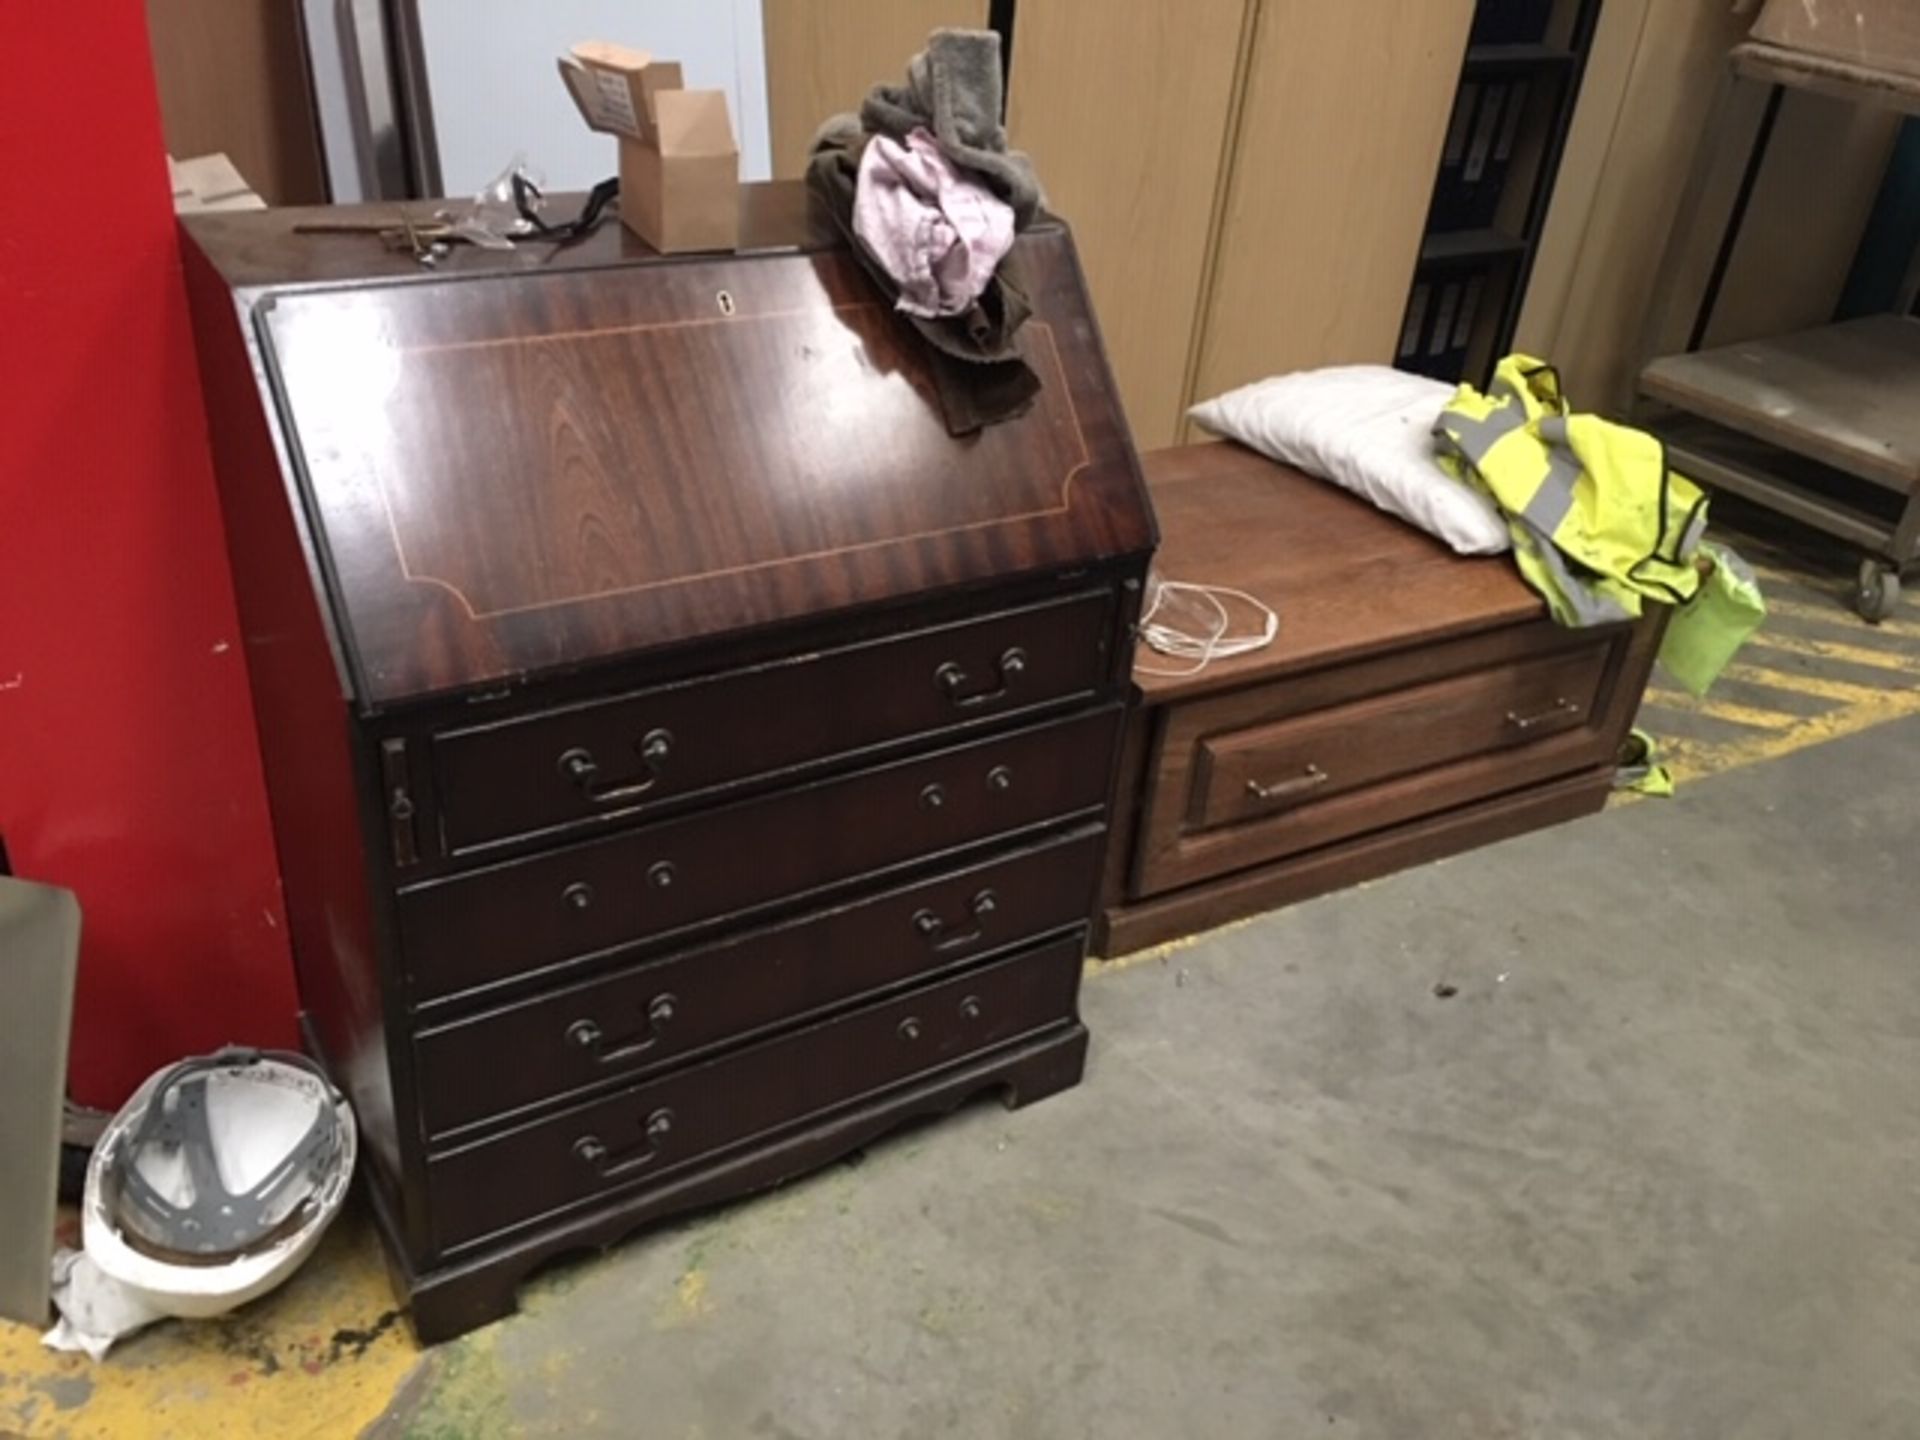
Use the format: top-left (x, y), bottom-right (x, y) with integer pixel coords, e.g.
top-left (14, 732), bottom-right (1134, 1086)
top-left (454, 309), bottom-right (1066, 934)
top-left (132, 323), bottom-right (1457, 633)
top-left (145, 0), bottom-right (327, 205)
top-left (1007, 0), bottom-right (1254, 450)
top-left (1188, 0), bottom-right (1476, 418)
top-left (763, 0), bottom-right (989, 180)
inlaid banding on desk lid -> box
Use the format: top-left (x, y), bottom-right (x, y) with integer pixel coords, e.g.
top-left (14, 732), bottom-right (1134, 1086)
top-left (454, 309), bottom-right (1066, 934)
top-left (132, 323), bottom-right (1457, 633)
top-left (258, 236), bottom-right (1143, 703)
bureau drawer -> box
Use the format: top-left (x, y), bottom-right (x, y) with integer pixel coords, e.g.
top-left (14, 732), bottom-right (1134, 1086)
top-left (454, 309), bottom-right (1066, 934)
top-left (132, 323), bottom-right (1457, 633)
top-left (412, 828), bottom-right (1104, 1136)
top-left (1137, 635), bottom-right (1625, 895)
top-left (401, 707), bottom-right (1121, 999)
top-left (432, 589), bottom-right (1117, 852)
top-left (425, 935), bottom-right (1085, 1252)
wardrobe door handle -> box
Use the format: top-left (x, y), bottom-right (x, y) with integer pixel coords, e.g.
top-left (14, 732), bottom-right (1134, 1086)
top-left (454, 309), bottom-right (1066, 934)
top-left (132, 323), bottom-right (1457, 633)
top-left (558, 728), bottom-right (673, 805)
top-left (565, 994), bottom-right (678, 1065)
top-left (1246, 765), bottom-right (1329, 804)
top-left (1505, 698), bottom-right (1581, 733)
top-left (572, 1107), bottom-right (674, 1180)
top-left (934, 647), bottom-right (1028, 709)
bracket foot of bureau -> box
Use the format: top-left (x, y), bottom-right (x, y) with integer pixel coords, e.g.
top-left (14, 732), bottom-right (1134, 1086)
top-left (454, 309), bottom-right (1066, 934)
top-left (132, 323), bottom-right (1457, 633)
top-left (384, 1024), bottom-right (1090, 1344)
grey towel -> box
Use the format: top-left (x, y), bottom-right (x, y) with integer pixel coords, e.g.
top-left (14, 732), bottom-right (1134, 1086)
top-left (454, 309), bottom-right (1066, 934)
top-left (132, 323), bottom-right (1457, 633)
top-left (859, 28), bottom-right (1043, 231)
top-left (807, 117), bottom-right (1039, 436)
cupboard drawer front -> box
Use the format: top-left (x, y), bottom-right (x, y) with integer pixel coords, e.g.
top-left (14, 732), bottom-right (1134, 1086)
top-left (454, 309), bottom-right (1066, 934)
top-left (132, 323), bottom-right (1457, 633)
top-left (426, 936), bottom-right (1085, 1252)
top-left (412, 828), bottom-right (1104, 1135)
top-left (1193, 644), bottom-right (1608, 831)
top-left (1138, 637), bottom-right (1623, 896)
top-left (401, 707), bottom-right (1121, 998)
top-left (433, 589), bottom-right (1117, 851)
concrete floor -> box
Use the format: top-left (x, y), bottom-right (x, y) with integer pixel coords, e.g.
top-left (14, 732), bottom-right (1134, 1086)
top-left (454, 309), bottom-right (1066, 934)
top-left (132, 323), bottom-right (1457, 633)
top-left (364, 711), bottom-right (1917, 1440)
top-left (5, 702), bottom-right (1916, 1438)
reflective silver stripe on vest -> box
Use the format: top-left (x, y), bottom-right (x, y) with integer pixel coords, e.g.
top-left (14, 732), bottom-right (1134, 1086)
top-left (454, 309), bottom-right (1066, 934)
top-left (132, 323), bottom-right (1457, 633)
top-left (1517, 519), bottom-right (1633, 627)
top-left (1436, 403), bottom-right (1528, 465)
top-left (1680, 500), bottom-right (1710, 559)
top-left (1523, 442), bottom-right (1583, 536)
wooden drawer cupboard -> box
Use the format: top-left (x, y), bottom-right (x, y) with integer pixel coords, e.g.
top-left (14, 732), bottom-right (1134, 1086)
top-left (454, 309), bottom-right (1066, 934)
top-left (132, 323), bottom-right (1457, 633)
top-left (182, 182), bottom-right (1155, 1341)
top-left (1096, 443), bottom-right (1660, 958)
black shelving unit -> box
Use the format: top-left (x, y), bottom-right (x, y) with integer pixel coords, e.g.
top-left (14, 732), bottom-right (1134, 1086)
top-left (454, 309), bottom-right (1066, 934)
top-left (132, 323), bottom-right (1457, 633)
top-left (1394, 0), bottom-right (1604, 386)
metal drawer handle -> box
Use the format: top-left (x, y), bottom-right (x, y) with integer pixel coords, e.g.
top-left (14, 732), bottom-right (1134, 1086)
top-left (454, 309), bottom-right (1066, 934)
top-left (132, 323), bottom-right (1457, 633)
top-left (566, 993), bottom-right (677, 1065)
top-left (558, 728), bottom-right (673, 805)
top-left (911, 889), bottom-right (997, 953)
top-left (572, 1107), bottom-right (674, 1180)
top-left (1246, 765), bottom-right (1330, 804)
top-left (1506, 698), bottom-right (1581, 733)
top-left (935, 647), bottom-right (1028, 709)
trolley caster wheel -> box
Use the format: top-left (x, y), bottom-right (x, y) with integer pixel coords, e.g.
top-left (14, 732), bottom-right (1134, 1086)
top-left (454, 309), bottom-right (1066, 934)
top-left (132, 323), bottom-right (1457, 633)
top-left (1855, 560), bottom-right (1900, 624)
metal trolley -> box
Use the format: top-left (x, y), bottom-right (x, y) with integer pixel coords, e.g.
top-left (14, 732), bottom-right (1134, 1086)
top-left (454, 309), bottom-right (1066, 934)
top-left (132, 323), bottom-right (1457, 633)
top-left (1634, 41), bottom-right (1920, 623)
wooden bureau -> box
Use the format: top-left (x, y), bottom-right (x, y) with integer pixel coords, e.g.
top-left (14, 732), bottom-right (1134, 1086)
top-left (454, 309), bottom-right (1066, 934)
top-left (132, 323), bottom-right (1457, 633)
top-left (1095, 443), bottom-right (1661, 958)
top-left (181, 184), bottom-right (1155, 1341)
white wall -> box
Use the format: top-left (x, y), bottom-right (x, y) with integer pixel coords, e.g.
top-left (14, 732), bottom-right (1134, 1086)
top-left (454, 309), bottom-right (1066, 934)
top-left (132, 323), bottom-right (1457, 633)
top-left (415, 0), bottom-right (770, 196)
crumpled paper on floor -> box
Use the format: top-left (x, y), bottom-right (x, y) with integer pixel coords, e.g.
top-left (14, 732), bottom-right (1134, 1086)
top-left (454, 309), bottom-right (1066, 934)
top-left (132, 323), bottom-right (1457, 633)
top-left (43, 1248), bottom-right (169, 1360)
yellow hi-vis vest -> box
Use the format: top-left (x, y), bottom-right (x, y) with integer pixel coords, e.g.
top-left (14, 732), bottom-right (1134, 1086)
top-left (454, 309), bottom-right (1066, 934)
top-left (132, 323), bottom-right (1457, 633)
top-left (1434, 355), bottom-right (1765, 698)
top-left (1434, 356), bottom-right (1708, 627)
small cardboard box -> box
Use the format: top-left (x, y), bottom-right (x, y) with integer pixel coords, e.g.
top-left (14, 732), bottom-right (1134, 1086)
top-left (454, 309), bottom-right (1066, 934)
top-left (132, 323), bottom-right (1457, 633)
top-left (558, 41), bottom-right (739, 253)
top-left (1750, 0), bottom-right (1920, 81)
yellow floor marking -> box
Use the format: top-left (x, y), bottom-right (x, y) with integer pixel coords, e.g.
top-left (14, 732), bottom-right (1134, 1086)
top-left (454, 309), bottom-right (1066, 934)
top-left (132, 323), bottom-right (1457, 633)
top-left (1655, 682), bottom-right (1920, 780)
top-left (1719, 661), bottom-right (1907, 707)
top-left (0, 1215), bottom-right (420, 1440)
top-left (1762, 595), bottom-right (1920, 637)
top-left (1641, 689), bottom-right (1801, 731)
top-left (1743, 628), bottom-right (1920, 676)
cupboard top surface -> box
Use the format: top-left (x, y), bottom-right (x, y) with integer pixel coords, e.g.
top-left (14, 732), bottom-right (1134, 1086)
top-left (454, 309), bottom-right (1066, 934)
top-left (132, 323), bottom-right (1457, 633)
top-left (1136, 443), bottom-right (1548, 703)
top-left (213, 195), bottom-right (1151, 706)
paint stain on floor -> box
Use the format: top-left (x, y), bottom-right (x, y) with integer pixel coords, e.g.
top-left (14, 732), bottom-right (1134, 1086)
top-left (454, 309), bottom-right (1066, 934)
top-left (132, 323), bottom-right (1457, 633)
top-left (0, 1213), bottom-right (419, 1440)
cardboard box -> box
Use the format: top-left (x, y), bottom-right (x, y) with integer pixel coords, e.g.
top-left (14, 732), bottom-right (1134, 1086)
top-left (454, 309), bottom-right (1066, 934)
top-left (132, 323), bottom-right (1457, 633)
top-left (169, 153), bottom-right (266, 214)
top-left (558, 41), bottom-right (739, 253)
top-left (1751, 0), bottom-right (1920, 81)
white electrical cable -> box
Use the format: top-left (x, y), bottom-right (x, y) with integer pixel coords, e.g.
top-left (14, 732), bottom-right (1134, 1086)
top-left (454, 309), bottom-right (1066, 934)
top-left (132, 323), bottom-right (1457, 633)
top-left (1135, 578), bottom-right (1279, 677)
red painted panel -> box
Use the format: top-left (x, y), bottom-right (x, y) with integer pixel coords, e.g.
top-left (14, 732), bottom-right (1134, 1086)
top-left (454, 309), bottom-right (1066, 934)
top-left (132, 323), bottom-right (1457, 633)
top-left (0, 2), bottom-right (297, 1105)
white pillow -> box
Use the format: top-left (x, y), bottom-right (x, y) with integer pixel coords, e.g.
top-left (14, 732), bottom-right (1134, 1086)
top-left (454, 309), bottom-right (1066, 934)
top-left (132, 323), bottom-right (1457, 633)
top-left (1188, 365), bottom-right (1511, 556)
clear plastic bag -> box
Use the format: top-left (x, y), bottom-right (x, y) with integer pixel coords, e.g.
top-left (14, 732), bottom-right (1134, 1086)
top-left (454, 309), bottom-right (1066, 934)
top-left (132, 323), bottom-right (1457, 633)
top-left (436, 154), bottom-right (541, 251)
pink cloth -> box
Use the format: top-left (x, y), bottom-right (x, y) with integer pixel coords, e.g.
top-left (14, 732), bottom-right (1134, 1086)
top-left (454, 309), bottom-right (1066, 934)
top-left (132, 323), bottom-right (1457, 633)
top-left (853, 127), bottom-right (1015, 319)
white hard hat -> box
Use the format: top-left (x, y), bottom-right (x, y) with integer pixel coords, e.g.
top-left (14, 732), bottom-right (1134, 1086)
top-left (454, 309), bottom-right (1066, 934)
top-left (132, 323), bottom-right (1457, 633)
top-left (82, 1049), bottom-right (356, 1319)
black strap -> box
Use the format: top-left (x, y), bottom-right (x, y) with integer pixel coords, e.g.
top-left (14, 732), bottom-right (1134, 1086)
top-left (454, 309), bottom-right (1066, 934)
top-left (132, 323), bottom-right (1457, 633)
top-left (512, 173), bottom-right (620, 241)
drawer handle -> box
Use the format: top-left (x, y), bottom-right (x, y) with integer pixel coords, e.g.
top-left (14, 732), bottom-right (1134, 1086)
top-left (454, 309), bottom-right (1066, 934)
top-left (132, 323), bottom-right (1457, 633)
top-left (935, 647), bottom-right (1027, 709)
top-left (911, 889), bottom-right (997, 953)
top-left (558, 728), bottom-right (673, 805)
top-left (572, 1107), bottom-right (674, 1180)
top-left (1246, 765), bottom-right (1330, 804)
top-left (567, 993), bottom-right (677, 1065)
top-left (1506, 698), bottom-right (1581, 733)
